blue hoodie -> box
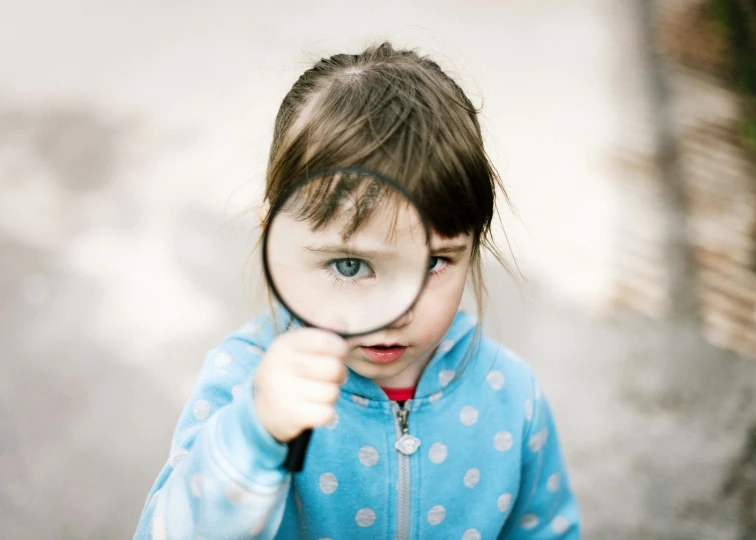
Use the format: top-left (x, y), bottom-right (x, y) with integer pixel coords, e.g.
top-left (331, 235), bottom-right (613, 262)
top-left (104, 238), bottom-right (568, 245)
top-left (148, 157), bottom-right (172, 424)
top-left (135, 310), bottom-right (580, 539)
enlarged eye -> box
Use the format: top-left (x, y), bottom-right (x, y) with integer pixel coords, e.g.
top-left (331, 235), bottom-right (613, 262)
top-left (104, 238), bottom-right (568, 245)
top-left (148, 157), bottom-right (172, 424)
top-left (329, 258), bottom-right (373, 279)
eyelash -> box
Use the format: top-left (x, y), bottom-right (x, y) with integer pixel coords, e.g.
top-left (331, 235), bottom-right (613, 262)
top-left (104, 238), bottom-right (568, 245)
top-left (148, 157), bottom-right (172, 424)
top-left (429, 256), bottom-right (451, 276)
top-left (325, 270), bottom-right (361, 287)
top-left (325, 267), bottom-right (359, 286)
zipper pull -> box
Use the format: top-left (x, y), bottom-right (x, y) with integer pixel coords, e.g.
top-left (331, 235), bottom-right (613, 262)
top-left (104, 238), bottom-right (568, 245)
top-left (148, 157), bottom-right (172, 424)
top-left (397, 409), bottom-right (409, 434)
top-left (394, 404), bottom-right (421, 456)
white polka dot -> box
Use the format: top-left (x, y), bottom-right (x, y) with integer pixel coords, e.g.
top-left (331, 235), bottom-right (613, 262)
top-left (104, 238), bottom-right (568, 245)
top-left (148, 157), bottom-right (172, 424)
top-left (428, 442), bottom-right (448, 464)
top-left (438, 370), bottom-right (455, 387)
top-left (352, 395), bottom-right (369, 407)
top-left (231, 384), bottom-right (243, 399)
top-left (427, 505), bottom-right (446, 525)
top-left (521, 514), bottom-right (539, 529)
top-left (459, 406), bottom-right (479, 426)
top-left (190, 473), bottom-right (202, 497)
top-left (193, 399), bottom-right (211, 421)
top-left (326, 410), bottom-right (339, 429)
top-left (428, 391), bottom-right (443, 403)
top-left (463, 468), bottom-right (480, 488)
top-left (246, 345), bottom-right (264, 355)
top-left (547, 473), bottom-right (561, 492)
top-left (497, 493), bottom-right (512, 512)
top-left (494, 431), bottom-right (514, 452)
top-left (319, 472), bottom-right (338, 494)
top-left (355, 508), bottom-right (376, 527)
top-left (552, 516), bottom-right (570, 534)
top-left (486, 370), bottom-right (505, 390)
top-left (152, 515), bottom-right (167, 540)
top-left (359, 446), bottom-right (380, 467)
top-left (462, 529), bottom-right (481, 540)
top-left (528, 429), bottom-right (548, 452)
top-left (524, 399), bottom-right (533, 421)
top-left (438, 339), bottom-right (454, 353)
top-left (213, 351), bottom-right (232, 368)
top-left (168, 440), bottom-right (187, 468)
top-left (225, 483), bottom-right (249, 505)
top-left (241, 322), bottom-right (261, 334)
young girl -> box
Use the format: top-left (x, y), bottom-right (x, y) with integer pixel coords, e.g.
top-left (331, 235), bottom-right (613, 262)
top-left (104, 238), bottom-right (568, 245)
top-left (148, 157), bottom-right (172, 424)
top-left (136, 42), bottom-right (580, 539)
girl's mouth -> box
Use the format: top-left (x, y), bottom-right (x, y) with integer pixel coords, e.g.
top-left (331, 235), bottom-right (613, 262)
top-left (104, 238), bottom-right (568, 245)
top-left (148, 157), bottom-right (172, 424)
top-left (360, 345), bottom-right (408, 364)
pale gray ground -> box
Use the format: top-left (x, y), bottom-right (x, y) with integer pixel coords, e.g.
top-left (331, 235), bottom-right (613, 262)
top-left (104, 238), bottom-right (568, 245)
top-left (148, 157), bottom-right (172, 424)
top-left (1, 1), bottom-right (754, 539)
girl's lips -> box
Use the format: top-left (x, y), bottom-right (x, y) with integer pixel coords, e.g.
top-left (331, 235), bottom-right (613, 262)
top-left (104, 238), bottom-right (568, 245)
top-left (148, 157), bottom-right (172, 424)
top-left (360, 346), bottom-right (408, 364)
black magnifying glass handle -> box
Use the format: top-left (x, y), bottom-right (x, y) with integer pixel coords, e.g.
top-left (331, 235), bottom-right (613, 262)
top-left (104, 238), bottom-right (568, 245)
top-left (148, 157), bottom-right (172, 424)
top-left (284, 429), bottom-right (313, 472)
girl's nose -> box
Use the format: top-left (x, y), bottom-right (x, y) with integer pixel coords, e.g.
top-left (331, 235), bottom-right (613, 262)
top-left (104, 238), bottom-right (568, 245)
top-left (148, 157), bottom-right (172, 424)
top-left (389, 308), bottom-right (414, 329)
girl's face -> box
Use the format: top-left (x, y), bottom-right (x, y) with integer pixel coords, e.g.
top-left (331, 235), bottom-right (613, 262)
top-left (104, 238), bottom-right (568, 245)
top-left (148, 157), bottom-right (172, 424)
top-left (264, 181), bottom-right (473, 389)
top-left (342, 230), bottom-right (473, 388)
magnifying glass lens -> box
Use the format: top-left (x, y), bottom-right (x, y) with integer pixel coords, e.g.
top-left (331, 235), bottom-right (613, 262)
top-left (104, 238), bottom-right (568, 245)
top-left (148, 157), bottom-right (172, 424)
top-left (264, 169), bottom-right (430, 337)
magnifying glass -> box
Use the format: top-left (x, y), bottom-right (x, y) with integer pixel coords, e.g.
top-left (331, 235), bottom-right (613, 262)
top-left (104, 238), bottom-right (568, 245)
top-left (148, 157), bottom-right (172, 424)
top-left (262, 166), bottom-right (431, 471)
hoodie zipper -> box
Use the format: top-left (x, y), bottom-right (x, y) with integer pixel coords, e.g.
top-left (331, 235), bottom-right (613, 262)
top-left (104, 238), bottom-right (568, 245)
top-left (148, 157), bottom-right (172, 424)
top-left (392, 400), bottom-right (421, 540)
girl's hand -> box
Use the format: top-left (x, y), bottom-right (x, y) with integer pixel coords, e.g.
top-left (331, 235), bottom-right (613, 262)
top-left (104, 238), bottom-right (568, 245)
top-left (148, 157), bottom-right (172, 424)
top-left (254, 328), bottom-right (348, 443)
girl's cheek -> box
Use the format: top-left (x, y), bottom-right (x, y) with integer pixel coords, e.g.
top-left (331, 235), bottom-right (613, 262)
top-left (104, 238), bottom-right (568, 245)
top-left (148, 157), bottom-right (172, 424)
top-left (427, 266), bottom-right (468, 294)
top-left (417, 275), bottom-right (466, 316)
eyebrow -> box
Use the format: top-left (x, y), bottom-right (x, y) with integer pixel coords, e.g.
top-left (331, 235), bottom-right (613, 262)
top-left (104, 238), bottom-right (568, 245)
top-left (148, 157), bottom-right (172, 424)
top-left (303, 244), bottom-right (390, 258)
top-left (432, 243), bottom-right (469, 255)
top-left (304, 242), bottom-right (469, 258)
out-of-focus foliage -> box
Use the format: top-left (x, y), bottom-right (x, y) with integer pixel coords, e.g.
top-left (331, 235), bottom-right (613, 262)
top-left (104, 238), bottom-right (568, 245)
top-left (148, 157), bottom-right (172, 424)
top-left (711, 0), bottom-right (756, 147)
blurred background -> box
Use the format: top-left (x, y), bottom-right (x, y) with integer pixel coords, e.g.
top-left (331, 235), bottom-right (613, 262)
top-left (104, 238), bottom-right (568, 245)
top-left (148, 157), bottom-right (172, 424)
top-left (2, 0), bottom-right (755, 538)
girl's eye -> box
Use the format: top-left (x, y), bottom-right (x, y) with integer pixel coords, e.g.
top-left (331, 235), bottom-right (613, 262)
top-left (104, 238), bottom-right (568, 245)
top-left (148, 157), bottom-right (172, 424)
top-left (428, 256), bottom-right (449, 274)
top-left (328, 258), bottom-right (374, 279)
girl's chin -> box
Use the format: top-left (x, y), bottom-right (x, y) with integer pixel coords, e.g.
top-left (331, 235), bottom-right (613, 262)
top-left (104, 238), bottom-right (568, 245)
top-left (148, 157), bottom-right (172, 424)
top-left (346, 357), bottom-right (408, 379)
top-left (348, 357), bottom-right (402, 373)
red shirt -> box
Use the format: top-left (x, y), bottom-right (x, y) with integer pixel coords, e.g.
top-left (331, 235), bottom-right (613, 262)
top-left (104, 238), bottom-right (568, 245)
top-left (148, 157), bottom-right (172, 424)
top-left (382, 386), bottom-right (416, 402)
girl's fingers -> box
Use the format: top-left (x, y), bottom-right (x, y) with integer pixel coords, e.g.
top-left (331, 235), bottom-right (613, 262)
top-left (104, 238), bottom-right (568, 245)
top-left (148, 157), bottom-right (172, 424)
top-left (297, 404), bottom-right (336, 429)
top-left (285, 328), bottom-right (349, 357)
top-left (290, 379), bottom-right (341, 404)
top-left (292, 354), bottom-right (348, 383)
top-left (255, 329), bottom-right (349, 442)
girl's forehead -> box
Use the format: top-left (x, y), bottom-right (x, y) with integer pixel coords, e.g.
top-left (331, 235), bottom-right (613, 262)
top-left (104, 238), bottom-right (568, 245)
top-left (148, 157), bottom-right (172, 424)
top-left (334, 199), bottom-right (425, 243)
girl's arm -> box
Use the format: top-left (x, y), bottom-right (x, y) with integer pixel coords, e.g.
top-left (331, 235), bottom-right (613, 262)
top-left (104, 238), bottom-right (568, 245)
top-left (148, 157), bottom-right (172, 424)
top-left (499, 376), bottom-right (581, 539)
top-left (134, 325), bottom-right (291, 540)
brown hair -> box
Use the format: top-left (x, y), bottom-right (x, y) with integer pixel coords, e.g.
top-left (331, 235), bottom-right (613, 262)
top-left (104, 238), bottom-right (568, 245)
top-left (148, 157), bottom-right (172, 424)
top-left (261, 42), bottom-right (513, 325)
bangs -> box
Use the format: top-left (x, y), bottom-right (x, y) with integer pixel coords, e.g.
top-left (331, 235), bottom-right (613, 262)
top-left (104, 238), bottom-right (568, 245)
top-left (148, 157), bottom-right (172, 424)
top-left (279, 169), bottom-right (416, 243)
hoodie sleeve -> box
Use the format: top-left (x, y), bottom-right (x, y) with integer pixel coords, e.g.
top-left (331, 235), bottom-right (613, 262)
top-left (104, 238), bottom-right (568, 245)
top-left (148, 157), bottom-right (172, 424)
top-left (499, 374), bottom-right (581, 539)
top-left (134, 319), bottom-right (291, 540)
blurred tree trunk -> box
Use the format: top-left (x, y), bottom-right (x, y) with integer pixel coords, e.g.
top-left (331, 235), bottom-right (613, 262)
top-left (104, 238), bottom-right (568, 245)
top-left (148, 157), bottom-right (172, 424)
top-left (638, 0), bottom-right (702, 325)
